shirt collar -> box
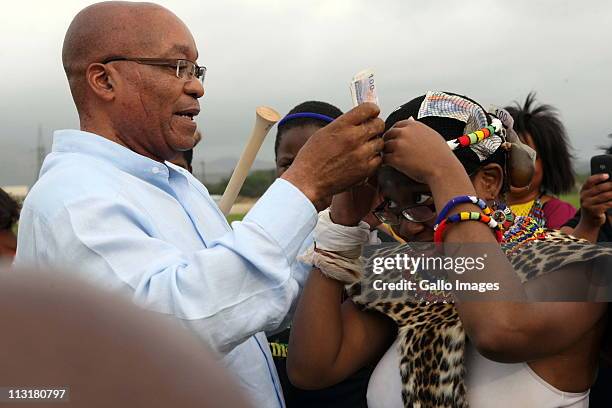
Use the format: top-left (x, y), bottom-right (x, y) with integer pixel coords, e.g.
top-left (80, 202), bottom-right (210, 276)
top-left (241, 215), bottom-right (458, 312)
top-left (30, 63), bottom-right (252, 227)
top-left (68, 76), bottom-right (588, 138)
top-left (51, 129), bottom-right (173, 182)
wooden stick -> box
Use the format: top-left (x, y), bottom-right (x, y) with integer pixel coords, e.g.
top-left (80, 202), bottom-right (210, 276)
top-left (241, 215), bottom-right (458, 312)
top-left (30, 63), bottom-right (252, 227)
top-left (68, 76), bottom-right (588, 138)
top-left (218, 106), bottom-right (280, 216)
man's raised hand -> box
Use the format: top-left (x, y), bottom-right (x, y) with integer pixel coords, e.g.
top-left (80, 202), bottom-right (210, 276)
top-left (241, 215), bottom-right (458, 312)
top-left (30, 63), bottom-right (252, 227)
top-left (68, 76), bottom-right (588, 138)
top-left (282, 102), bottom-right (384, 209)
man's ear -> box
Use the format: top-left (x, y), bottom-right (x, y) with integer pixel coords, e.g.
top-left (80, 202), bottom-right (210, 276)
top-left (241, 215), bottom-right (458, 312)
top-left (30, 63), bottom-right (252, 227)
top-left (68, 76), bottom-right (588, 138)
top-left (472, 163), bottom-right (503, 200)
top-left (86, 63), bottom-right (115, 101)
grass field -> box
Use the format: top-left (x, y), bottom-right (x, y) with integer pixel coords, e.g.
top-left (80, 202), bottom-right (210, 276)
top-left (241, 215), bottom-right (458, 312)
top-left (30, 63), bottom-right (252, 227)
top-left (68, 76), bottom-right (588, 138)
top-left (559, 192), bottom-right (580, 208)
top-left (226, 213), bottom-right (246, 223)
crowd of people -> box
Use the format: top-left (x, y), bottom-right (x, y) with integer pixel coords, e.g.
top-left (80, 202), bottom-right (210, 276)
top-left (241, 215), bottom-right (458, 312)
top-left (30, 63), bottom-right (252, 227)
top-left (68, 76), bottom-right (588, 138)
top-left (2, 2), bottom-right (611, 407)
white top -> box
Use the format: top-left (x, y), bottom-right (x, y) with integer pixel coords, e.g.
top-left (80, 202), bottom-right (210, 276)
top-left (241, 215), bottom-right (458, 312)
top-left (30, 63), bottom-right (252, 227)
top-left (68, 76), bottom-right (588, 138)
top-left (15, 130), bottom-right (318, 408)
top-left (367, 338), bottom-right (589, 408)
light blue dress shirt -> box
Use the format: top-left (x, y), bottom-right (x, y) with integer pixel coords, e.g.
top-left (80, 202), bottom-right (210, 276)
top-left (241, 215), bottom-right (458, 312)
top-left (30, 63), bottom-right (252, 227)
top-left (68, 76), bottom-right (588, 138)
top-left (14, 129), bottom-right (317, 408)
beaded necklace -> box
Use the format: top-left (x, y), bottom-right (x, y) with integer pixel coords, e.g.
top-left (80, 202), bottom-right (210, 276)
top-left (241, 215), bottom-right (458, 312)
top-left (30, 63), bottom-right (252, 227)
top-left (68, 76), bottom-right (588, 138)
top-left (491, 203), bottom-right (516, 231)
top-left (529, 197), bottom-right (546, 226)
top-left (491, 203), bottom-right (546, 254)
top-left (501, 215), bottom-right (547, 257)
top-left (510, 197), bottom-right (546, 227)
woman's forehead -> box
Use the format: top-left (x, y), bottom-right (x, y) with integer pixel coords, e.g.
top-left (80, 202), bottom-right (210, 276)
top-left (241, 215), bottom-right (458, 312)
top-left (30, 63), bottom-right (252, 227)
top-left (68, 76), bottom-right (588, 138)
top-left (278, 125), bottom-right (321, 154)
top-left (379, 178), bottom-right (430, 203)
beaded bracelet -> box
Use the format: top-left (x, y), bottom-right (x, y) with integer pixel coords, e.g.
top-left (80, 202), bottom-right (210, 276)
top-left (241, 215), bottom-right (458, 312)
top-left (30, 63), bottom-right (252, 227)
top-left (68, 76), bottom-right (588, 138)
top-left (446, 118), bottom-right (503, 151)
top-left (433, 211), bottom-right (503, 243)
top-left (434, 195), bottom-right (491, 226)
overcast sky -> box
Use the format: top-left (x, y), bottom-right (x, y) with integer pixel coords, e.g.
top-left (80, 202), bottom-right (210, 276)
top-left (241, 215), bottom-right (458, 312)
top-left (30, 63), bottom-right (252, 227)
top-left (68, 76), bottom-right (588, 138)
top-left (1, 0), bottom-right (610, 186)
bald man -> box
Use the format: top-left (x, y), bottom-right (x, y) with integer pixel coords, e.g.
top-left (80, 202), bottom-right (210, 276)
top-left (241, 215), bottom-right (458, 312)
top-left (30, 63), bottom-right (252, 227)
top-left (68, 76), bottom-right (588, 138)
top-left (14, 2), bottom-right (384, 407)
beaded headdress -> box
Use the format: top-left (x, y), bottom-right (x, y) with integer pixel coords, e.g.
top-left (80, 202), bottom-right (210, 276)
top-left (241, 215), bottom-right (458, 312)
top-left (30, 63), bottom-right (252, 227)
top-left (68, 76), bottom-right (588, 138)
top-left (386, 91), bottom-right (535, 187)
top-left (418, 91), bottom-right (504, 161)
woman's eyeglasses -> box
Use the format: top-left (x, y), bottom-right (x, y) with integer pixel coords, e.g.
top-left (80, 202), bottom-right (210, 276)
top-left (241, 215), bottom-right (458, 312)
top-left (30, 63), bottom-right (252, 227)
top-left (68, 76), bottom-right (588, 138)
top-left (372, 199), bottom-right (436, 225)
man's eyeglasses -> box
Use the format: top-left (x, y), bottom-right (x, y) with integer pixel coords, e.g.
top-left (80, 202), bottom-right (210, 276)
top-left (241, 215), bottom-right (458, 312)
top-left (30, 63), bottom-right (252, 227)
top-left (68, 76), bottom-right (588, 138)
top-left (102, 57), bottom-right (206, 85)
top-left (372, 199), bottom-right (436, 225)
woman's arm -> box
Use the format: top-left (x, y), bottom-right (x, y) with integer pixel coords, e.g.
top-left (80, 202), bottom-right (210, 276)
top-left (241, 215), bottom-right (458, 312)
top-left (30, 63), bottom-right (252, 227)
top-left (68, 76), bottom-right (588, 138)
top-left (425, 166), bottom-right (608, 362)
top-left (287, 268), bottom-right (396, 389)
top-left (383, 119), bottom-right (608, 363)
top-left (460, 300), bottom-right (607, 363)
top-left (288, 179), bottom-right (397, 388)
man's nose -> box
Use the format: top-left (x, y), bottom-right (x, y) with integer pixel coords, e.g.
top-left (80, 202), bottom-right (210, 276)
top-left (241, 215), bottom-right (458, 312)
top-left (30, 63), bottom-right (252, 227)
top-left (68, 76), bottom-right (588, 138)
top-left (185, 77), bottom-right (204, 99)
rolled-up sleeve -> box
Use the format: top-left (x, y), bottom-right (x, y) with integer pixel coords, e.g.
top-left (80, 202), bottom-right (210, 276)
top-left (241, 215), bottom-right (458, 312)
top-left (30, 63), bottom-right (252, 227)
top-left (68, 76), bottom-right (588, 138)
top-left (19, 179), bottom-right (316, 355)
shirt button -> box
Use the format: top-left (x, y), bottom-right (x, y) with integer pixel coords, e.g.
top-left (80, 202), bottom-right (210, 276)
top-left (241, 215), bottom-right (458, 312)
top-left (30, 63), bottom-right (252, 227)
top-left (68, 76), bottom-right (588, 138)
top-left (152, 167), bottom-right (160, 174)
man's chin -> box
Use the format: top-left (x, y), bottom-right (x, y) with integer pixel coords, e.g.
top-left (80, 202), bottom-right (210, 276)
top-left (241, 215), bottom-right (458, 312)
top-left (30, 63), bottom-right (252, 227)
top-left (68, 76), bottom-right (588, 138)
top-left (169, 116), bottom-right (198, 145)
top-left (169, 133), bottom-right (197, 152)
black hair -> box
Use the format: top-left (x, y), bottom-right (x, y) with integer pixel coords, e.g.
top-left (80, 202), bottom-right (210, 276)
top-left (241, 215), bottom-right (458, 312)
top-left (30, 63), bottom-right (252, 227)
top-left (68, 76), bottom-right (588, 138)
top-left (0, 188), bottom-right (20, 231)
top-left (274, 101), bottom-right (343, 158)
top-left (504, 92), bottom-right (575, 195)
top-left (602, 133), bottom-right (612, 155)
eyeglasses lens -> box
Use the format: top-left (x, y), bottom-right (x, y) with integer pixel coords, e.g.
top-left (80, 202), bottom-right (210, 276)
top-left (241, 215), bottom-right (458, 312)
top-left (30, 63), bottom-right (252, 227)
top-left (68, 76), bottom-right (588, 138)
top-left (177, 60), bottom-right (205, 84)
top-left (402, 206), bottom-right (435, 222)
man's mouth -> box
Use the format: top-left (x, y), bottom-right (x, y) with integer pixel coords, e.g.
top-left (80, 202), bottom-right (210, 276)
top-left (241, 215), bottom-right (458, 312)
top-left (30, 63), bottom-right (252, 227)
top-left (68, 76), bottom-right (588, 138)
top-left (174, 107), bottom-right (200, 121)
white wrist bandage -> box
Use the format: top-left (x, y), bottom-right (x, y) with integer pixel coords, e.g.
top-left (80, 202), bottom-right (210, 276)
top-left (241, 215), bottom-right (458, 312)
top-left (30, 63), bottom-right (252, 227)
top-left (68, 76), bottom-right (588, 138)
top-left (299, 209), bottom-right (370, 284)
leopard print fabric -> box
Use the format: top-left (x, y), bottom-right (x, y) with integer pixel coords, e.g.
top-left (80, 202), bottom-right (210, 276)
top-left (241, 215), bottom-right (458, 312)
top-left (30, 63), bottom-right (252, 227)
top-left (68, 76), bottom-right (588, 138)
top-left (347, 224), bottom-right (612, 408)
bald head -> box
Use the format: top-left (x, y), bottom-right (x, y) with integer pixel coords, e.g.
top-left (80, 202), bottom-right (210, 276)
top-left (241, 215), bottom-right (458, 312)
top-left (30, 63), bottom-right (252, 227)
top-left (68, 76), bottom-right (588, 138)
top-left (62, 2), bottom-right (195, 114)
top-left (62, 1), bottom-right (190, 73)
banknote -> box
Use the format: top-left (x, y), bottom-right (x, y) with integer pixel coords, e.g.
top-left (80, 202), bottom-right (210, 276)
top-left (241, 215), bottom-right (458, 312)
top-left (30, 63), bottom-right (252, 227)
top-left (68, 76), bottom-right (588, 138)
top-left (350, 69), bottom-right (379, 107)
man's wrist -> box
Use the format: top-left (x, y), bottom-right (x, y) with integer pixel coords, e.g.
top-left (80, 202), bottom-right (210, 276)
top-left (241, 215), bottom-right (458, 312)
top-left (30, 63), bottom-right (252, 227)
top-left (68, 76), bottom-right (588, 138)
top-left (281, 171), bottom-right (325, 210)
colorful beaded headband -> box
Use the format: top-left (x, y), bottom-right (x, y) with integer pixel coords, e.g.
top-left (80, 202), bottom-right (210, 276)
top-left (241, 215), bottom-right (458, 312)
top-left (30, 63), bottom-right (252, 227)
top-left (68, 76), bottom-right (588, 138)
top-left (446, 118), bottom-right (504, 151)
top-left (277, 112), bottom-right (335, 128)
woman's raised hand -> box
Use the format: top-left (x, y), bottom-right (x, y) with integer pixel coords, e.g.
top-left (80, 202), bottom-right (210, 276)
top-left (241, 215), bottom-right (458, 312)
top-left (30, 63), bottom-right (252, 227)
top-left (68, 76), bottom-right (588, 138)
top-left (382, 118), bottom-right (463, 184)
